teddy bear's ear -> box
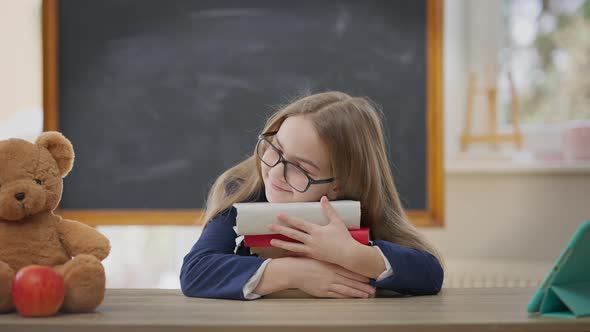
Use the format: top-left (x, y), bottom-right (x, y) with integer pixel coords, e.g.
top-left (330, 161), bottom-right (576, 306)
top-left (36, 131), bottom-right (75, 177)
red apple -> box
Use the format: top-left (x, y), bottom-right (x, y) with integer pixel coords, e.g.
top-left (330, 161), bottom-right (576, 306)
top-left (11, 265), bottom-right (65, 317)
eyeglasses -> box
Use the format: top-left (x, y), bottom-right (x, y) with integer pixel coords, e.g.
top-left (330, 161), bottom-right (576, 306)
top-left (256, 131), bottom-right (334, 193)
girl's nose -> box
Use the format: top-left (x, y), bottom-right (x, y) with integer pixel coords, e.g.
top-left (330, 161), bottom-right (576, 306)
top-left (269, 162), bottom-right (287, 182)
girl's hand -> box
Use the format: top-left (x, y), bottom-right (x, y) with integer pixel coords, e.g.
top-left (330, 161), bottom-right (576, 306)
top-left (288, 257), bottom-right (375, 298)
top-left (268, 196), bottom-right (361, 267)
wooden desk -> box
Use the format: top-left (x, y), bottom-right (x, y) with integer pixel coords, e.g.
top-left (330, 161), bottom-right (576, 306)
top-left (1, 288), bottom-right (589, 332)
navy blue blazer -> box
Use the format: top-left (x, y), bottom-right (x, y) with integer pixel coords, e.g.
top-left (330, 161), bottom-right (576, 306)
top-left (180, 206), bottom-right (443, 300)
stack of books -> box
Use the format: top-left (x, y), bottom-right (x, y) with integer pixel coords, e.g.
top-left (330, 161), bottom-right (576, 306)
top-left (245, 227), bottom-right (371, 258)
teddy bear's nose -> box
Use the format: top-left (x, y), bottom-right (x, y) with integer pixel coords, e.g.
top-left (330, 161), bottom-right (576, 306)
top-left (14, 192), bottom-right (26, 201)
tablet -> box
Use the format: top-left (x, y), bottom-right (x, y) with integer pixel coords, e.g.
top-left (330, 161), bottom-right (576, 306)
top-left (527, 220), bottom-right (590, 318)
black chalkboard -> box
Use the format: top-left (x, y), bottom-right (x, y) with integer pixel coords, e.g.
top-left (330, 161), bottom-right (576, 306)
top-left (54, 0), bottom-right (430, 211)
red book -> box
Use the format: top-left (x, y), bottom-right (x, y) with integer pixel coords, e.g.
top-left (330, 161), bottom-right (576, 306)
top-left (243, 227), bottom-right (370, 247)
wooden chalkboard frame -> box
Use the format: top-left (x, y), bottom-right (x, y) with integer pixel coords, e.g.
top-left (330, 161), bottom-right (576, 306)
top-left (42, 0), bottom-right (444, 227)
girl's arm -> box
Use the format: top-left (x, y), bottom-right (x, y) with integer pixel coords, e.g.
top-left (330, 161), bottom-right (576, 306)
top-left (253, 257), bottom-right (375, 298)
top-left (343, 240), bottom-right (444, 295)
top-left (180, 207), bottom-right (268, 300)
top-left (268, 197), bottom-right (443, 296)
top-left (180, 207), bottom-right (374, 299)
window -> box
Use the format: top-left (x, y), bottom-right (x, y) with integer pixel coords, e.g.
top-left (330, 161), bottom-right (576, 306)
top-left (500, 0), bottom-right (590, 125)
top-left (446, 0), bottom-right (590, 171)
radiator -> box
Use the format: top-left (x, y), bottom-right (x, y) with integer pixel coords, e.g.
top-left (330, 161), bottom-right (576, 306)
top-left (442, 259), bottom-right (553, 288)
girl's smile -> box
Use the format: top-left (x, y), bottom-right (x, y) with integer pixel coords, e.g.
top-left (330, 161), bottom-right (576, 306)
top-left (271, 181), bottom-right (292, 193)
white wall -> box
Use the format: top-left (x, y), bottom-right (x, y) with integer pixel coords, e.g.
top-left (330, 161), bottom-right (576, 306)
top-left (0, 0), bottom-right (43, 141)
top-left (423, 173), bottom-right (590, 261)
top-left (443, 0), bottom-right (468, 163)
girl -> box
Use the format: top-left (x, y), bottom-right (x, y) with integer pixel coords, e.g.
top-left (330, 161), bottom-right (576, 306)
top-left (180, 91), bottom-right (443, 300)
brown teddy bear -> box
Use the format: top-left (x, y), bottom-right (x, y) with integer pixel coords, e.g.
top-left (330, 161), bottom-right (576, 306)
top-left (0, 132), bottom-right (110, 313)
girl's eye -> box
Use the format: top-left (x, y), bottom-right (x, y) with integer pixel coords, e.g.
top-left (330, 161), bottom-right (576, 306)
top-left (298, 165), bottom-right (311, 174)
top-left (33, 178), bottom-right (43, 185)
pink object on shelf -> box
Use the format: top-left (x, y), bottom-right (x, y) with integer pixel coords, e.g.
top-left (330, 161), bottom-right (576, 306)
top-left (562, 120), bottom-right (590, 161)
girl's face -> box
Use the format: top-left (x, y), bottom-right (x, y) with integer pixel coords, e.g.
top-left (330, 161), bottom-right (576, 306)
top-left (261, 116), bottom-right (338, 203)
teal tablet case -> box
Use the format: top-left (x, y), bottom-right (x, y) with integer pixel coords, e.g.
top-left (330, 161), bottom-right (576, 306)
top-left (527, 220), bottom-right (590, 318)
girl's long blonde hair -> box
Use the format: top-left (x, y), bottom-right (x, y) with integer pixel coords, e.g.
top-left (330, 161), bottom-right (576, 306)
top-left (202, 91), bottom-right (442, 264)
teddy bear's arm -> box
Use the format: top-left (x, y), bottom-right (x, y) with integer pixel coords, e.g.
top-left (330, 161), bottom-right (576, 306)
top-left (56, 218), bottom-right (111, 260)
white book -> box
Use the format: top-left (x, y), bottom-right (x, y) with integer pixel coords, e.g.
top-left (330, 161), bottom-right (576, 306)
top-left (234, 200), bottom-right (361, 235)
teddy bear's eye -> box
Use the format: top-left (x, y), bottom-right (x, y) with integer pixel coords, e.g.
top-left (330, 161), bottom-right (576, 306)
top-left (33, 178), bottom-right (43, 185)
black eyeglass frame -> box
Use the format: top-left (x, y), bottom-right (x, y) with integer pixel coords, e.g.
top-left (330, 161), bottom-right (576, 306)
top-left (256, 131), bottom-right (335, 193)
